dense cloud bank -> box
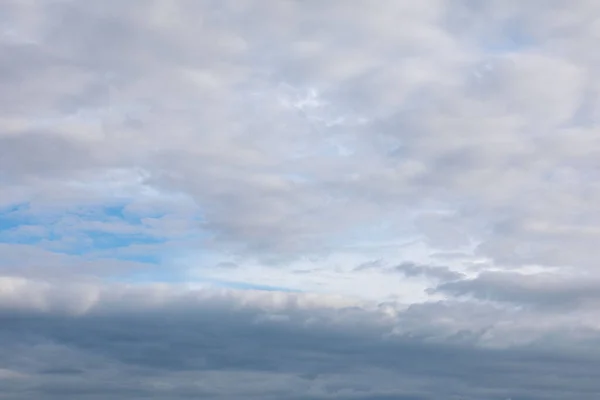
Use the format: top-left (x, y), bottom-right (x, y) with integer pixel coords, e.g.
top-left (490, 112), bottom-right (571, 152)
top-left (0, 280), bottom-right (599, 400)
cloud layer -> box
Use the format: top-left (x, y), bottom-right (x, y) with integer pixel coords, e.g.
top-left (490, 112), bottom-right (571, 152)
top-left (3, 0), bottom-right (600, 398)
top-left (2, 278), bottom-right (600, 400)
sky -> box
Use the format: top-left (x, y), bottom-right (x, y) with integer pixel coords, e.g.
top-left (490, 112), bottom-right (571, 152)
top-left (2, 0), bottom-right (600, 398)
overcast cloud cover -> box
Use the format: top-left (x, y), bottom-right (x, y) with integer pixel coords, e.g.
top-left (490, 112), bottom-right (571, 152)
top-left (2, 0), bottom-right (600, 398)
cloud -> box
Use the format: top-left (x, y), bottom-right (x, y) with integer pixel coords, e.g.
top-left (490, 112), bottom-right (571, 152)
top-left (0, 243), bottom-right (150, 280)
top-left (433, 271), bottom-right (600, 310)
top-left (1, 0), bottom-right (596, 265)
top-left (3, 0), bottom-right (600, 398)
top-left (1, 280), bottom-right (600, 399)
top-left (392, 262), bottom-right (465, 282)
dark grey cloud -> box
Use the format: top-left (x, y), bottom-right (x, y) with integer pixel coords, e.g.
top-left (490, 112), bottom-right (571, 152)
top-left (433, 271), bottom-right (600, 310)
top-left (354, 260), bottom-right (464, 282)
top-left (392, 262), bottom-right (465, 282)
top-left (215, 261), bottom-right (239, 270)
top-left (1, 283), bottom-right (600, 400)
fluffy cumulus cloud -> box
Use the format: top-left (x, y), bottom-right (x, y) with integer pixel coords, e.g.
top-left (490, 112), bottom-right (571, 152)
top-left (2, 0), bottom-right (600, 398)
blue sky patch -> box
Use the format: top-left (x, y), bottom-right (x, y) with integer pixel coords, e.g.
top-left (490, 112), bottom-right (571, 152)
top-left (0, 201), bottom-right (176, 266)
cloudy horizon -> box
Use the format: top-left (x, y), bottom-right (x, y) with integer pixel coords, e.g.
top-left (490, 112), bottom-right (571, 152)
top-left (2, 0), bottom-right (600, 398)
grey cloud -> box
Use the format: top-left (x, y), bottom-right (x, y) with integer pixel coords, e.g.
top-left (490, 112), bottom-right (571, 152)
top-left (354, 260), bottom-right (464, 282)
top-left (0, 132), bottom-right (95, 180)
top-left (353, 260), bottom-right (384, 272)
top-left (433, 271), bottom-right (600, 310)
top-left (1, 282), bottom-right (600, 399)
top-left (392, 262), bottom-right (465, 282)
top-left (215, 261), bottom-right (239, 269)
